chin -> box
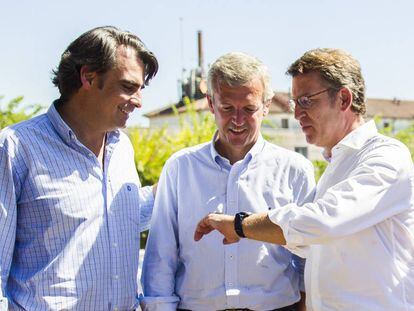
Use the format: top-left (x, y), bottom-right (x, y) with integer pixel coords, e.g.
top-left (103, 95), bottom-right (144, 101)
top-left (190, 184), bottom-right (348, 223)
top-left (305, 135), bottom-right (316, 145)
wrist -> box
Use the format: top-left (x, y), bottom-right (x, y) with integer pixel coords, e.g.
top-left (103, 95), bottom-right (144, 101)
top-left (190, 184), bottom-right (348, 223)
top-left (234, 212), bottom-right (252, 238)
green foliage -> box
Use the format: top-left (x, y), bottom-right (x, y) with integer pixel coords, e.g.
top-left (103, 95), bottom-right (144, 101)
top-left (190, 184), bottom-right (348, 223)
top-left (130, 97), bottom-right (216, 186)
top-left (132, 97), bottom-right (216, 248)
top-left (0, 96), bottom-right (42, 129)
top-left (393, 124), bottom-right (414, 161)
top-left (312, 160), bottom-right (328, 181)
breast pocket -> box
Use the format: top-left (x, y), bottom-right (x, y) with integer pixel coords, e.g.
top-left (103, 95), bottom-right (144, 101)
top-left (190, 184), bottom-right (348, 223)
top-left (110, 181), bottom-right (141, 224)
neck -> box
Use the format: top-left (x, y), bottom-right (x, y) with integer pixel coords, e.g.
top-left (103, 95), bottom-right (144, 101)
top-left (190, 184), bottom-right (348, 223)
top-left (56, 98), bottom-right (107, 156)
top-left (215, 139), bottom-right (252, 165)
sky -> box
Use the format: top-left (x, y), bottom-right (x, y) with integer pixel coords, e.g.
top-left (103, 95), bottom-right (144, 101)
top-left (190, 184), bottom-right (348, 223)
top-left (1, 0), bottom-right (413, 126)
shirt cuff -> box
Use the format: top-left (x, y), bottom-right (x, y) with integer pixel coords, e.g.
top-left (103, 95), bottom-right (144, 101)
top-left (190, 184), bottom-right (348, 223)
top-left (268, 203), bottom-right (305, 246)
top-left (140, 296), bottom-right (179, 311)
top-left (0, 298), bottom-right (8, 311)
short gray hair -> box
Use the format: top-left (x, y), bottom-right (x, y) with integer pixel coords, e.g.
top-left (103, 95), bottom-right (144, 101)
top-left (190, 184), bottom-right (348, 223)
top-left (207, 52), bottom-right (273, 102)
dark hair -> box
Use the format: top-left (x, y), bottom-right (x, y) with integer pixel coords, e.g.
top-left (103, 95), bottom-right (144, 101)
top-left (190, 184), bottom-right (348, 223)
top-left (52, 26), bottom-right (158, 101)
top-left (287, 48), bottom-right (366, 115)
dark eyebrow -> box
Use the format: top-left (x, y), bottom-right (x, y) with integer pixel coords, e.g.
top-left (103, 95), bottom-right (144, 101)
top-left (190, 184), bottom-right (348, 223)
top-left (120, 79), bottom-right (142, 88)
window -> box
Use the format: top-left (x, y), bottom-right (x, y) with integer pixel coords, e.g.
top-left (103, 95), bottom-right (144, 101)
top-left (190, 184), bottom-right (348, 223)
top-left (281, 118), bottom-right (289, 129)
top-left (295, 147), bottom-right (308, 158)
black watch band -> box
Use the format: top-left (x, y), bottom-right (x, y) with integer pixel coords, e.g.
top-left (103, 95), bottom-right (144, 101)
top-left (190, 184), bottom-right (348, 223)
top-left (234, 212), bottom-right (252, 238)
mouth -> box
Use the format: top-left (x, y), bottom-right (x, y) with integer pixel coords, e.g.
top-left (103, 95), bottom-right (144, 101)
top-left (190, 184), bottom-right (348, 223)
top-left (300, 122), bottom-right (312, 130)
top-left (118, 104), bottom-right (135, 115)
top-left (229, 127), bottom-right (247, 134)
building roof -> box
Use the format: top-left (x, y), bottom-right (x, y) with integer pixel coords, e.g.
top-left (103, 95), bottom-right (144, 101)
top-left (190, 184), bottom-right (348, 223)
top-left (144, 93), bottom-right (414, 119)
top-left (366, 97), bottom-right (414, 119)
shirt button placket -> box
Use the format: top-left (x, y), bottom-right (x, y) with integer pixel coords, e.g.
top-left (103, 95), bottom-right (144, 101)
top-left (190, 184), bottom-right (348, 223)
top-left (225, 166), bottom-right (240, 307)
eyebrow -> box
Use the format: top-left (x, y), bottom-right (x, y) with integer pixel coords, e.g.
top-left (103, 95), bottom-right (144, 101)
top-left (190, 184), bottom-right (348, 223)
top-left (120, 79), bottom-right (142, 88)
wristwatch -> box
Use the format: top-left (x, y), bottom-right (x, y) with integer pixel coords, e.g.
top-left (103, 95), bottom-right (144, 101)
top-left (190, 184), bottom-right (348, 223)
top-left (234, 212), bottom-right (252, 238)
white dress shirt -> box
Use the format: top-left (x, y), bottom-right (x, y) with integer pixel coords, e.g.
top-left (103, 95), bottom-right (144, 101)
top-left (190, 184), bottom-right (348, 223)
top-left (142, 134), bottom-right (315, 311)
top-left (269, 120), bottom-right (414, 311)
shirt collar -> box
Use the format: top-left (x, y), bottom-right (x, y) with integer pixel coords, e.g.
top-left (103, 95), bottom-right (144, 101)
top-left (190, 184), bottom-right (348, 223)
top-left (337, 120), bottom-right (378, 150)
top-left (47, 100), bottom-right (76, 144)
top-left (47, 100), bottom-right (120, 145)
top-left (323, 120), bottom-right (378, 161)
top-left (209, 131), bottom-right (265, 167)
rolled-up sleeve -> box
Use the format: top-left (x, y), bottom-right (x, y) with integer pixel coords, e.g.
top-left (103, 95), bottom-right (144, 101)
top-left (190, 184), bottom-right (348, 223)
top-left (141, 159), bottom-right (180, 310)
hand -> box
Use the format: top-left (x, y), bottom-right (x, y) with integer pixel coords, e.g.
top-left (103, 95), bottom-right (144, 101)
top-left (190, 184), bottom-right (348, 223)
top-left (194, 213), bottom-right (240, 244)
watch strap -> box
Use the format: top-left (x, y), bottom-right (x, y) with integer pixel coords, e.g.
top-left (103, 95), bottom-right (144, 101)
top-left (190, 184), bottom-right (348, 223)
top-left (234, 212), bottom-right (252, 238)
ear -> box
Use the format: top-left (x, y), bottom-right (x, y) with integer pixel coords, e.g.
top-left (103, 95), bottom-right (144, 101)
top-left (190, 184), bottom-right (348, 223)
top-left (207, 95), bottom-right (215, 114)
top-left (79, 65), bottom-right (97, 89)
top-left (338, 87), bottom-right (353, 111)
top-left (263, 99), bottom-right (271, 116)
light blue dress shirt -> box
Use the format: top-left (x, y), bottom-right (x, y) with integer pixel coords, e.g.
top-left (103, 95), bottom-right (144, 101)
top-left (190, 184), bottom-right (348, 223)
top-left (0, 102), bottom-right (154, 311)
top-left (142, 134), bottom-right (315, 311)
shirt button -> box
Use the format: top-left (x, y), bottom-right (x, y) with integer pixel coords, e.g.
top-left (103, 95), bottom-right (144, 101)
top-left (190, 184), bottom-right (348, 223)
top-left (113, 242), bottom-right (118, 248)
top-left (113, 275), bottom-right (119, 280)
top-left (228, 282), bottom-right (233, 286)
top-left (113, 307), bottom-right (119, 311)
top-left (89, 153), bottom-right (94, 157)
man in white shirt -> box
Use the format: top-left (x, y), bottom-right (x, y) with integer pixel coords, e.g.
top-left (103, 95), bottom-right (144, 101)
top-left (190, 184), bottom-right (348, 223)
top-left (195, 48), bottom-right (414, 311)
top-left (141, 52), bottom-right (315, 311)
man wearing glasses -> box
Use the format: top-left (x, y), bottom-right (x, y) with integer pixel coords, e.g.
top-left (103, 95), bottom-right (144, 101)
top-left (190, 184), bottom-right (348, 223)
top-left (195, 48), bottom-right (414, 310)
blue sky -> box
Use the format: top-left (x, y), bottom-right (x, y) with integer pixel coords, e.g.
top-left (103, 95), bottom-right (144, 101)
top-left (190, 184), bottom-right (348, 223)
top-left (1, 0), bottom-right (413, 126)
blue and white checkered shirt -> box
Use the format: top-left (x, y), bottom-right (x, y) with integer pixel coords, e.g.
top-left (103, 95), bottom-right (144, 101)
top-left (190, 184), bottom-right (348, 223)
top-left (0, 102), bottom-right (154, 311)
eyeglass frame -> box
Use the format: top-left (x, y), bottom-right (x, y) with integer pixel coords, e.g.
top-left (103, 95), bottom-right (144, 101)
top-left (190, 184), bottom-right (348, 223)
top-left (288, 88), bottom-right (337, 110)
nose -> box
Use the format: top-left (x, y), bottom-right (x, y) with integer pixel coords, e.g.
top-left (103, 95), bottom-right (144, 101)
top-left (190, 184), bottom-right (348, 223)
top-left (129, 94), bottom-right (142, 109)
top-left (294, 105), bottom-right (305, 121)
top-left (232, 109), bottom-right (245, 126)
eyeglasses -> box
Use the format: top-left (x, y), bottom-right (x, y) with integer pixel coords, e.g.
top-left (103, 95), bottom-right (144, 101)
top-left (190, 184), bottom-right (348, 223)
top-left (289, 88), bottom-right (333, 110)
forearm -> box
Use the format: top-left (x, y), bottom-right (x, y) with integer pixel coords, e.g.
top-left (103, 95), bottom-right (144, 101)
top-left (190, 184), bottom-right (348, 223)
top-left (242, 212), bottom-right (286, 245)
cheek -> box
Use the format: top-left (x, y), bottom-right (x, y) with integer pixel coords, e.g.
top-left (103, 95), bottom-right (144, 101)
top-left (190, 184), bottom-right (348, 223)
top-left (249, 116), bottom-right (262, 128)
top-left (217, 114), bottom-right (231, 125)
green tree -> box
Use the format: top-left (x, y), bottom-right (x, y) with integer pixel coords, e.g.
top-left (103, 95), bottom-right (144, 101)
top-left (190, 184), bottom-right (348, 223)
top-left (0, 96), bottom-right (42, 129)
top-left (130, 97), bottom-right (216, 187)
top-left (394, 124), bottom-right (414, 161)
top-left (130, 98), bottom-right (216, 248)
